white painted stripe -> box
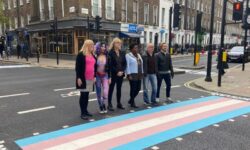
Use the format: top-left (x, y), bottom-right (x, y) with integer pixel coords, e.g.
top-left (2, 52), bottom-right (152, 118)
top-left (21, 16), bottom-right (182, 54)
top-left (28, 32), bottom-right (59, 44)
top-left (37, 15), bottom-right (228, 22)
top-left (17, 106), bottom-right (56, 114)
top-left (0, 145), bottom-right (4, 148)
top-left (0, 65), bottom-right (31, 69)
top-left (47, 99), bottom-right (243, 150)
top-left (33, 133), bottom-right (40, 136)
top-left (0, 141), bottom-right (5, 144)
top-left (228, 119), bottom-right (235, 122)
top-left (54, 87), bottom-right (75, 92)
top-left (213, 124), bottom-right (220, 127)
top-left (242, 115), bottom-right (248, 118)
top-left (196, 130), bottom-right (203, 134)
top-left (63, 125), bottom-right (69, 129)
top-left (176, 137), bottom-right (183, 141)
top-left (0, 93), bottom-right (30, 99)
top-left (151, 146), bottom-right (160, 150)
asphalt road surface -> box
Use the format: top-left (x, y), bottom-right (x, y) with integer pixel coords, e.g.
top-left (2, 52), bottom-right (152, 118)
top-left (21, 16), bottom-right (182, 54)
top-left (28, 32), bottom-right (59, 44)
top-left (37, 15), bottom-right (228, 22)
top-left (0, 55), bottom-right (249, 150)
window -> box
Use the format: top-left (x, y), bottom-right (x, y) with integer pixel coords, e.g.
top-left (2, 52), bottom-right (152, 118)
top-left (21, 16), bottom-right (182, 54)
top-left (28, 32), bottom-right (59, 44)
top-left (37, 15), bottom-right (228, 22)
top-left (153, 6), bottom-right (158, 25)
top-left (20, 0), bottom-right (24, 6)
top-left (13, 0), bottom-right (16, 8)
top-left (106, 0), bottom-right (114, 20)
top-left (48, 0), bottom-right (54, 20)
top-left (133, 0), bottom-right (138, 23)
top-left (149, 32), bottom-right (153, 43)
top-left (27, 14), bottom-right (31, 24)
top-left (14, 17), bottom-right (18, 28)
top-left (144, 3), bottom-right (149, 24)
top-left (161, 8), bottom-right (165, 27)
top-left (121, 0), bottom-right (127, 22)
top-left (9, 19), bottom-right (12, 30)
top-left (39, 0), bottom-right (45, 21)
top-left (7, 0), bottom-right (11, 9)
top-left (21, 16), bottom-right (24, 27)
top-left (26, 0), bottom-right (30, 3)
top-left (92, 0), bottom-right (102, 17)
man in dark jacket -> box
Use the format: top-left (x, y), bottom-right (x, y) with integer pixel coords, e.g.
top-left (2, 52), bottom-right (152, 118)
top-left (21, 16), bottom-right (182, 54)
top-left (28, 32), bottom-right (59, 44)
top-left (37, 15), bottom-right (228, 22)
top-left (155, 42), bottom-right (174, 104)
top-left (142, 43), bottom-right (158, 105)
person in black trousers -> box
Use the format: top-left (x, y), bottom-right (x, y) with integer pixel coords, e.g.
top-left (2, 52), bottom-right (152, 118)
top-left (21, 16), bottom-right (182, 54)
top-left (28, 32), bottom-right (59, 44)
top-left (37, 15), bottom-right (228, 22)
top-left (108, 38), bottom-right (126, 111)
top-left (155, 43), bottom-right (174, 104)
top-left (75, 40), bottom-right (96, 120)
top-left (126, 43), bottom-right (143, 108)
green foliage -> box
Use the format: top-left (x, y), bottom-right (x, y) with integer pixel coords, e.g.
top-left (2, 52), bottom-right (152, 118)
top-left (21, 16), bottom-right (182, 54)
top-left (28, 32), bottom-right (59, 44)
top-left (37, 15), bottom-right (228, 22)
top-left (0, 0), bottom-right (9, 25)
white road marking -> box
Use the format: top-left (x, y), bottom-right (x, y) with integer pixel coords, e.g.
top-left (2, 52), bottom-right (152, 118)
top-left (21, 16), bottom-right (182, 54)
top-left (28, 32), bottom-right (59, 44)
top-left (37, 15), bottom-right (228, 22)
top-left (213, 124), bottom-right (220, 127)
top-left (63, 125), bottom-right (69, 129)
top-left (61, 91), bottom-right (96, 98)
top-left (46, 100), bottom-right (242, 150)
top-left (0, 93), bottom-right (30, 99)
top-left (228, 119), bottom-right (235, 122)
top-left (33, 133), bottom-right (40, 136)
top-left (1, 148), bottom-right (7, 150)
top-left (54, 87), bottom-right (75, 92)
top-left (0, 145), bottom-right (4, 148)
top-left (0, 141), bottom-right (4, 144)
top-left (242, 115), bottom-right (248, 118)
top-left (89, 98), bottom-right (97, 102)
top-left (147, 106), bottom-right (152, 109)
top-left (176, 137), bottom-right (183, 141)
top-left (130, 110), bottom-right (135, 113)
top-left (196, 130), bottom-right (203, 134)
top-left (0, 65), bottom-right (31, 69)
top-left (17, 106), bottom-right (56, 114)
top-left (89, 119), bottom-right (95, 122)
top-left (151, 146), bottom-right (160, 150)
top-left (188, 98), bottom-right (193, 100)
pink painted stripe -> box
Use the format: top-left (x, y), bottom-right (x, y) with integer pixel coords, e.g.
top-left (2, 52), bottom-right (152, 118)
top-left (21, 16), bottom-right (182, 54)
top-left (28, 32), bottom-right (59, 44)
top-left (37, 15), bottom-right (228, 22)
top-left (82, 102), bottom-right (250, 150)
top-left (22, 98), bottom-right (230, 150)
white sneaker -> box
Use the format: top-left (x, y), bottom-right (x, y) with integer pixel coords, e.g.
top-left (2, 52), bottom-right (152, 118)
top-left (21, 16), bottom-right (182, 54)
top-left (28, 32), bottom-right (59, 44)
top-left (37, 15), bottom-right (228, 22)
top-left (104, 110), bottom-right (108, 114)
top-left (99, 111), bottom-right (105, 114)
top-left (166, 97), bottom-right (174, 103)
top-left (156, 98), bottom-right (160, 102)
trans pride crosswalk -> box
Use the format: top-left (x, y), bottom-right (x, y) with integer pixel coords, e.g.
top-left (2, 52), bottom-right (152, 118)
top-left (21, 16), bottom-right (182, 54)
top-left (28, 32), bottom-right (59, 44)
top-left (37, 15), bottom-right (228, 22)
top-left (15, 96), bottom-right (250, 150)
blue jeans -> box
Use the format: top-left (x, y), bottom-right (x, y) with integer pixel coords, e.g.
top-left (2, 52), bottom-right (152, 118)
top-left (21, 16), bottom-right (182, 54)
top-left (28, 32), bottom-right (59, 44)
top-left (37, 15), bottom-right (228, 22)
top-left (143, 74), bottom-right (157, 103)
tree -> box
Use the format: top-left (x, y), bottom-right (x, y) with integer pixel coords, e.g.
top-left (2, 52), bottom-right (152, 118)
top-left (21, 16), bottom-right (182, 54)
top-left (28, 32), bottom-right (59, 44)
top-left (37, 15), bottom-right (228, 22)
top-left (0, 0), bottom-right (9, 31)
top-left (197, 27), bottom-right (206, 48)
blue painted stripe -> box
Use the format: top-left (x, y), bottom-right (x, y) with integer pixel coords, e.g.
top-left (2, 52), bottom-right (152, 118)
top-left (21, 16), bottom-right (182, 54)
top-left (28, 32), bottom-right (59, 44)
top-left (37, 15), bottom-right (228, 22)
top-left (112, 106), bottom-right (250, 150)
top-left (15, 96), bottom-right (219, 147)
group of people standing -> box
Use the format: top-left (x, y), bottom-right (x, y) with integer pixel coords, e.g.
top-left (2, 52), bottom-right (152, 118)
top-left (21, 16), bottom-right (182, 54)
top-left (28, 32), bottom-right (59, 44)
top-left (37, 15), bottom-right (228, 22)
top-left (75, 38), bottom-right (174, 120)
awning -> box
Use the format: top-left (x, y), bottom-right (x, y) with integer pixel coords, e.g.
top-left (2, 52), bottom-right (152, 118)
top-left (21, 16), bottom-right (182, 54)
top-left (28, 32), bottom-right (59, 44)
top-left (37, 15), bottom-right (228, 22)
top-left (119, 32), bottom-right (144, 38)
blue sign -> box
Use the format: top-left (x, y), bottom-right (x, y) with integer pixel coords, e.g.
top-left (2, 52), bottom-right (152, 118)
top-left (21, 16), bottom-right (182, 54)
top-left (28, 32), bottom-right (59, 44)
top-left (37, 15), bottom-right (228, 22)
top-left (128, 24), bottom-right (137, 33)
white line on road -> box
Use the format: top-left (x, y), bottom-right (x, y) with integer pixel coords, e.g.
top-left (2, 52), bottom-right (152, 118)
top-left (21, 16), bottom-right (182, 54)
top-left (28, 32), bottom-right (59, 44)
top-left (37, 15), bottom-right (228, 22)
top-left (228, 119), bottom-right (235, 122)
top-left (0, 93), bottom-right (30, 99)
top-left (54, 87), bottom-right (75, 92)
top-left (0, 141), bottom-right (4, 144)
top-left (151, 146), bottom-right (160, 150)
top-left (176, 137), bottom-right (183, 141)
top-left (213, 124), bottom-right (220, 127)
top-left (196, 130), bottom-right (203, 134)
top-left (17, 106), bottom-right (56, 114)
top-left (63, 125), bottom-right (69, 129)
top-left (33, 133), bottom-right (40, 136)
top-left (0, 65), bottom-right (32, 69)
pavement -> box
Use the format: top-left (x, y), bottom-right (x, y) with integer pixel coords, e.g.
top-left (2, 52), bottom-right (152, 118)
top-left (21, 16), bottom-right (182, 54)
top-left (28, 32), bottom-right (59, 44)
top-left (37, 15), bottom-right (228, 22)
top-left (0, 54), bottom-right (191, 74)
top-left (189, 63), bottom-right (250, 98)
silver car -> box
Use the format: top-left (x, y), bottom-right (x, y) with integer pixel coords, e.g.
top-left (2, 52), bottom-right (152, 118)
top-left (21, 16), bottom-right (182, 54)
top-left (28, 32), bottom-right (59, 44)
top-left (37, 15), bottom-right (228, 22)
top-left (227, 46), bottom-right (250, 62)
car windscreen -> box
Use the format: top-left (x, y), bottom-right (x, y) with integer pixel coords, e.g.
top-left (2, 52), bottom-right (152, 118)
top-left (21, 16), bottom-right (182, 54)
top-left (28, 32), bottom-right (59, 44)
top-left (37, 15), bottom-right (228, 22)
top-left (231, 47), bottom-right (244, 53)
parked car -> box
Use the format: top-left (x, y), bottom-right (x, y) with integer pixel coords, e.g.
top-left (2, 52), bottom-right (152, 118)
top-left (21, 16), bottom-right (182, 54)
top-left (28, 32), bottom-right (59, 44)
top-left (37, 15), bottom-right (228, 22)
top-left (227, 46), bottom-right (250, 62)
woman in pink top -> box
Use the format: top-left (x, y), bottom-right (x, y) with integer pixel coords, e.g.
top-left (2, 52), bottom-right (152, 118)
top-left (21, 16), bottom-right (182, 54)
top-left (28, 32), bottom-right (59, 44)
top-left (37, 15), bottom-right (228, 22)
top-left (75, 40), bottom-right (96, 120)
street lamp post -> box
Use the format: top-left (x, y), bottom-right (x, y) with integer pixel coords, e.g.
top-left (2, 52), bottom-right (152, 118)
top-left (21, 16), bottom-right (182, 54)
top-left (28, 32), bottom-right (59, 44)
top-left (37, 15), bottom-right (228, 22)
top-left (205, 0), bottom-right (216, 82)
top-left (169, 7), bottom-right (173, 52)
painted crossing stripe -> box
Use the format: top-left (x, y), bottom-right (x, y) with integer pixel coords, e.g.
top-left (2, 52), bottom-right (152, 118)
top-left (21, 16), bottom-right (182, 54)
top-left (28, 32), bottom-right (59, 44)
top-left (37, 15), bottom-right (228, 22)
top-left (15, 96), bottom-right (219, 147)
top-left (0, 65), bottom-right (32, 69)
top-left (16, 96), bottom-right (250, 150)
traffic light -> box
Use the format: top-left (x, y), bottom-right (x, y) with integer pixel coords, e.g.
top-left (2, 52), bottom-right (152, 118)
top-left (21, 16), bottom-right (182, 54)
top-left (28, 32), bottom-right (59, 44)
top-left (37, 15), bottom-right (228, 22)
top-left (95, 16), bottom-right (102, 32)
top-left (196, 12), bottom-right (203, 33)
top-left (243, 8), bottom-right (250, 29)
top-left (173, 3), bottom-right (181, 29)
top-left (50, 18), bottom-right (58, 34)
top-left (233, 2), bottom-right (243, 21)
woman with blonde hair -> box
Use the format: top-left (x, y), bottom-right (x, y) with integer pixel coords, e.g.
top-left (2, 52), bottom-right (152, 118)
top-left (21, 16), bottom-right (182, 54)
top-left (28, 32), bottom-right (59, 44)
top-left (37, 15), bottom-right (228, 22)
top-left (75, 39), bottom-right (96, 120)
top-left (108, 38), bottom-right (127, 111)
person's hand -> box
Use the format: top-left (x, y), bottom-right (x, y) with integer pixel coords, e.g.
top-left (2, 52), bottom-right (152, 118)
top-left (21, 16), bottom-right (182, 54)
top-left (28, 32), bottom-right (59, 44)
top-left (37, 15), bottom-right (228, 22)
top-left (171, 72), bottom-right (174, 79)
top-left (117, 71), bottom-right (123, 77)
top-left (127, 75), bottom-right (132, 80)
top-left (77, 78), bottom-right (82, 87)
top-left (93, 77), bottom-right (96, 83)
top-left (108, 78), bottom-right (112, 84)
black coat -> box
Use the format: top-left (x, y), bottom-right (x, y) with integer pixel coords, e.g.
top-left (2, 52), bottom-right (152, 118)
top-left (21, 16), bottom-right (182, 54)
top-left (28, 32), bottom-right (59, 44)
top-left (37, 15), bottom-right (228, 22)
top-left (108, 49), bottom-right (127, 77)
top-left (75, 52), bottom-right (96, 89)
